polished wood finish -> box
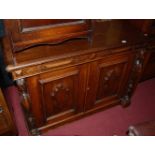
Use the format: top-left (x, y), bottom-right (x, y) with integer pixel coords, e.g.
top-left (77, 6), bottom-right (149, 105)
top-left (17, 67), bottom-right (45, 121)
top-left (129, 19), bottom-right (153, 34)
top-left (2, 20), bottom-right (153, 135)
top-left (4, 19), bottom-right (92, 53)
top-left (141, 47), bottom-right (155, 81)
top-left (20, 19), bottom-right (80, 28)
top-left (129, 19), bottom-right (155, 81)
top-left (0, 89), bottom-right (16, 135)
top-left (26, 65), bottom-right (87, 129)
top-left (85, 52), bottom-right (134, 110)
top-left (3, 20), bottom-right (145, 66)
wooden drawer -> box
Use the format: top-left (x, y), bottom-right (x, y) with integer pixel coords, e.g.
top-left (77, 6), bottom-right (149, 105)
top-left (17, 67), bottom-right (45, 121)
top-left (9, 47), bottom-right (132, 80)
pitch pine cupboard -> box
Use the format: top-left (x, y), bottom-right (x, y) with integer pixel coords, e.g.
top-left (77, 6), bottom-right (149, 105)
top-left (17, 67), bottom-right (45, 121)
top-left (2, 19), bottom-right (154, 135)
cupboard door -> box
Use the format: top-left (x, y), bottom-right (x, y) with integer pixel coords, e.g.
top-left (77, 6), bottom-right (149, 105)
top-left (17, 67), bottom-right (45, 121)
top-left (26, 65), bottom-right (87, 129)
top-left (85, 53), bottom-right (133, 110)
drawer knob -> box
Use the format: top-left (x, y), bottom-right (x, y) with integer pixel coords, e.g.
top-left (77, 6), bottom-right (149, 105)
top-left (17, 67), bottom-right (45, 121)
top-left (0, 106), bottom-right (3, 113)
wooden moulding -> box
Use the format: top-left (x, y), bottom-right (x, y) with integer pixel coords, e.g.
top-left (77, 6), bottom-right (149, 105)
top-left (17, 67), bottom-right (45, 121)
top-left (6, 47), bottom-right (133, 80)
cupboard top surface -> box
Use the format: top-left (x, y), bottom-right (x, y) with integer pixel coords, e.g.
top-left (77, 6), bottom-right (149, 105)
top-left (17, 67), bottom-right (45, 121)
top-left (4, 20), bottom-right (146, 67)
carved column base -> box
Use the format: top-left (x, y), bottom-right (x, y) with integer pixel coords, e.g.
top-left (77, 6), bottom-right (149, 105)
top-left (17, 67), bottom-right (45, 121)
top-left (16, 78), bottom-right (40, 136)
top-left (120, 95), bottom-right (131, 107)
top-left (30, 129), bottom-right (40, 136)
top-left (121, 49), bottom-right (147, 107)
top-left (28, 116), bottom-right (40, 136)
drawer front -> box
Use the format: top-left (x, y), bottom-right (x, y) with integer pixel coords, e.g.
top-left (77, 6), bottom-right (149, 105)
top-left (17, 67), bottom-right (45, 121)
top-left (10, 47), bottom-right (131, 80)
top-left (26, 64), bottom-right (87, 129)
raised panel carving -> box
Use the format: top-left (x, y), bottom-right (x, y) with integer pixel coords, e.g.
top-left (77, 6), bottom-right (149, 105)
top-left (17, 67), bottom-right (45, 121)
top-left (26, 65), bottom-right (87, 132)
top-left (39, 70), bottom-right (78, 120)
top-left (85, 53), bottom-right (133, 110)
top-left (96, 63), bottom-right (125, 101)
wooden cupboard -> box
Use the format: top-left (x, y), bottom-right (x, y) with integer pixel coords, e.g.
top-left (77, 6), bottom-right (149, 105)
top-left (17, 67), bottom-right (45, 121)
top-left (20, 49), bottom-right (138, 134)
top-left (2, 19), bottom-right (150, 135)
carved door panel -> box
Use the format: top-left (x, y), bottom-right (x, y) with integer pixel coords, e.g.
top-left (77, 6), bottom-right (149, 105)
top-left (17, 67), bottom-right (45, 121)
top-left (85, 53), bottom-right (133, 110)
top-left (26, 64), bottom-right (87, 128)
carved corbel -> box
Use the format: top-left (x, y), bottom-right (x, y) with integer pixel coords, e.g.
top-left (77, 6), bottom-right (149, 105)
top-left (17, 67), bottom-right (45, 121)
top-left (134, 50), bottom-right (145, 74)
top-left (121, 49), bottom-right (146, 107)
top-left (16, 78), bottom-right (40, 135)
top-left (16, 79), bottom-right (30, 112)
top-left (121, 95), bottom-right (130, 107)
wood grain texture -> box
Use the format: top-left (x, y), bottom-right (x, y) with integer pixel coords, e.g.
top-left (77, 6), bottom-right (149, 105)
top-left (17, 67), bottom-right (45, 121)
top-left (26, 65), bottom-right (87, 129)
top-left (141, 50), bottom-right (155, 81)
top-left (0, 89), bottom-right (16, 135)
top-left (4, 19), bottom-right (92, 52)
top-left (3, 19), bottom-right (154, 135)
top-left (85, 51), bottom-right (134, 110)
top-left (129, 20), bottom-right (155, 81)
